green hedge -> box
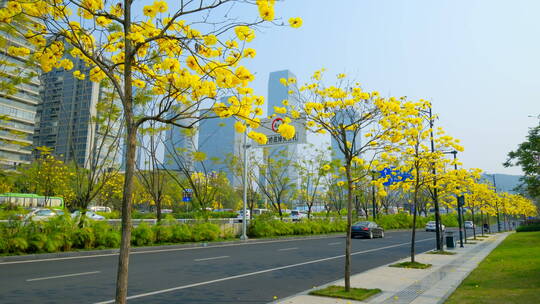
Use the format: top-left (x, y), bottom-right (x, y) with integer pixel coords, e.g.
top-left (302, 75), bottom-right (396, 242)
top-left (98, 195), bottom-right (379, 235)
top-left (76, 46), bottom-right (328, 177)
top-left (0, 217), bottom-right (231, 255)
top-left (517, 224), bottom-right (540, 232)
top-left (248, 218), bottom-right (347, 238)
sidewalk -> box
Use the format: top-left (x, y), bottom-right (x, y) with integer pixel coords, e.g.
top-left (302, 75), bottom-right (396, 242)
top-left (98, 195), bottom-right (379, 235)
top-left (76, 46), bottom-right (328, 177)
top-left (276, 232), bottom-right (510, 304)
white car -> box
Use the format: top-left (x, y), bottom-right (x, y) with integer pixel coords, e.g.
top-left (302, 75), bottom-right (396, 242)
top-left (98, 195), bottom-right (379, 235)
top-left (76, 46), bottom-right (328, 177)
top-left (425, 221), bottom-right (445, 232)
top-left (236, 210), bottom-right (250, 222)
top-left (291, 210), bottom-right (307, 221)
top-left (89, 206), bottom-right (112, 213)
top-left (464, 221), bottom-right (475, 229)
top-left (71, 210), bottom-right (105, 220)
top-left (24, 208), bottom-right (63, 221)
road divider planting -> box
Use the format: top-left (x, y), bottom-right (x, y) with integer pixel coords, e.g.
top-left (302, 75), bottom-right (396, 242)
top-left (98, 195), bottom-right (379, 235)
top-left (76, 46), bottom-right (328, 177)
top-left (0, 216), bottom-right (232, 255)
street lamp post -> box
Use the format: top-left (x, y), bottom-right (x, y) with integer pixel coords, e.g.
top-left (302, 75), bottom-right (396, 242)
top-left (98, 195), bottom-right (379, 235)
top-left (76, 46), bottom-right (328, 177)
top-left (428, 106), bottom-right (443, 251)
top-left (240, 131), bottom-right (250, 240)
top-left (371, 171), bottom-right (377, 221)
top-left (491, 174), bottom-right (501, 233)
top-left (448, 150), bottom-right (464, 248)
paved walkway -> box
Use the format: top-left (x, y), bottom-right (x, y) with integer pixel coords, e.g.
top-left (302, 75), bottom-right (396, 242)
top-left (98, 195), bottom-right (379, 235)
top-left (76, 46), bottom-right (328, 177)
top-left (276, 232), bottom-right (510, 304)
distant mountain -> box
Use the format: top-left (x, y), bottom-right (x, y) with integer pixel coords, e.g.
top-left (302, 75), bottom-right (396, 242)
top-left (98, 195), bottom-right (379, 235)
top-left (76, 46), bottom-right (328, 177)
top-left (480, 174), bottom-right (523, 193)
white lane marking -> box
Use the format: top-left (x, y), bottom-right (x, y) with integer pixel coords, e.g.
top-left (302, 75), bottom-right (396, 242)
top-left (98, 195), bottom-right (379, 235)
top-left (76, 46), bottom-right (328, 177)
top-left (94, 238), bottom-right (435, 304)
top-left (27, 271), bottom-right (100, 282)
top-left (194, 256), bottom-right (229, 262)
top-left (328, 242), bottom-right (340, 245)
top-left (0, 235), bottom-right (341, 265)
top-left (278, 247), bottom-right (298, 251)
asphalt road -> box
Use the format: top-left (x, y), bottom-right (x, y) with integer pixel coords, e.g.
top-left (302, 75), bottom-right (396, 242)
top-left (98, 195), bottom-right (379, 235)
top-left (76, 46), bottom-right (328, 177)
top-left (0, 230), bottom-right (442, 304)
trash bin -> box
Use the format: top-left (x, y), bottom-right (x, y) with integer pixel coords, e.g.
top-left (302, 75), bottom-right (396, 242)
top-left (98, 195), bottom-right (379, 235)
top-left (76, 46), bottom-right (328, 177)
top-left (445, 231), bottom-right (456, 248)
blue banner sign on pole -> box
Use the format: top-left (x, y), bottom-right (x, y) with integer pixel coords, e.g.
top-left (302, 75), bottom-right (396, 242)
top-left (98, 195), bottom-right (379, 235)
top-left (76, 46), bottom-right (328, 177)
top-left (379, 167), bottom-right (412, 186)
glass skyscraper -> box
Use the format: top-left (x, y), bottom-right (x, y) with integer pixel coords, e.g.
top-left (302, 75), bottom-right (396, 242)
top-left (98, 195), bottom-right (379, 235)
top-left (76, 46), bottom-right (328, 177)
top-left (0, 19), bottom-right (41, 169)
top-left (196, 98), bottom-right (242, 186)
top-left (34, 57), bottom-right (121, 168)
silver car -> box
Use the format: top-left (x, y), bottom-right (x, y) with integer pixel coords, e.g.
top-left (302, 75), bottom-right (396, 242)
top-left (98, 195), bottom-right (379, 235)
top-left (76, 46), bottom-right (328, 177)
top-left (425, 221), bottom-right (445, 232)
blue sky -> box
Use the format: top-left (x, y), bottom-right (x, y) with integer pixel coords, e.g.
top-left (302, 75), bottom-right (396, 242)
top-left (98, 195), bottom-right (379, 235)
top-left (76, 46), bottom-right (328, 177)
top-left (238, 0), bottom-right (539, 175)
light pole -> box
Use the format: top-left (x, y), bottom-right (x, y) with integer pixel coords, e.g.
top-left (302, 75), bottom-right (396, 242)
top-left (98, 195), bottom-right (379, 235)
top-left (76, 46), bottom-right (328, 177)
top-left (371, 170), bottom-right (377, 221)
top-left (444, 150), bottom-right (464, 248)
top-left (491, 174), bottom-right (501, 233)
top-left (427, 106), bottom-right (443, 251)
top-left (240, 131), bottom-right (250, 240)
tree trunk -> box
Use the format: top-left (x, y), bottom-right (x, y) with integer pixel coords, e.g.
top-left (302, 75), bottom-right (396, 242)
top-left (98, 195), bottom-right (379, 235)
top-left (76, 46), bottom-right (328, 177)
top-left (410, 190), bottom-right (418, 263)
top-left (115, 2), bottom-right (134, 302)
top-left (472, 208), bottom-right (476, 240)
top-left (344, 163), bottom-right (353, 292)
top-left (156, 199), bottom-right (162, 222)
top-left (115, 124), bottom-right (136, 304)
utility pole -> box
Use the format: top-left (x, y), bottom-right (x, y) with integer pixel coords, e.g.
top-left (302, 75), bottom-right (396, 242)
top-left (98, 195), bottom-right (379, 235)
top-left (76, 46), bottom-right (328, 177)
top-left (371, 171), bottom-right (377, 221)
top-left (429, 106), bottom-right (443, 251)
top-left (451, 151), bottom-right (464, 248)
top-left (240, 131), bottom-right (249, 240)
top-left (492, 174), bottom-right (501, 232)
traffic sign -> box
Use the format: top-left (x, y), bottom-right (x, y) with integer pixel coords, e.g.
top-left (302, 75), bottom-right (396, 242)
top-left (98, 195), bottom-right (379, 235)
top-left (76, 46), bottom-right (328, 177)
top-left (183, 189), bottom-right (193, 202)
top-left (255, 117), bottom-right (307, 147)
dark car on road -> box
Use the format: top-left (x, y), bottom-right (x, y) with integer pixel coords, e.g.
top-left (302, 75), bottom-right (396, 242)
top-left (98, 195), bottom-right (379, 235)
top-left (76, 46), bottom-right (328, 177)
top-left (351, 221), bottom-right (384, 239)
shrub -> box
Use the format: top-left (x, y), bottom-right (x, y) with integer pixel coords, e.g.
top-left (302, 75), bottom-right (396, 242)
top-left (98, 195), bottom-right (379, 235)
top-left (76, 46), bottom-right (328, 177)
top-left (171, 224), bottom-right (192, 242)
top-left (8, 237), bottom-right (28, 253)
top-left (92, 221), bottom-right (120, 248)
top-left (28, 234), bottom-right (48, 253)
top-left (73, 227), bottom-right (95, 249)
top-left (131, 223), bottom-right (155, 246)
top-left (248, 219), bottom-right (275, 238)
top-left (191, 223), bottom-right (220, 241)
top-left (153, 224), bottom-right (174, 243)
top-left (44, 233), bottom-right (64, 253)
top-left (517, 224), bottom-right (540, 232)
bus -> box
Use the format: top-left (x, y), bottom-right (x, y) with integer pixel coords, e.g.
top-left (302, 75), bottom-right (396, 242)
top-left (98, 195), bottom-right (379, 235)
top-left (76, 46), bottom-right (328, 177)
top-left (0, 193), bottom-right (65, 209)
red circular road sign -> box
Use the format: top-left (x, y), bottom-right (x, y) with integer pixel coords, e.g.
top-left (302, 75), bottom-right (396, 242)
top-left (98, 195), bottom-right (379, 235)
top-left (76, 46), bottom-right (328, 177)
top-left (271, 117), bottom-right (284, 132)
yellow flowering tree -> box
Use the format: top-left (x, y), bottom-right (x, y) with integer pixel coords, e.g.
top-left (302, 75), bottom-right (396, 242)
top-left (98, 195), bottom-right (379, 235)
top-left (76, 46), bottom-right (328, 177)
top-left (18, 147), bottom-right (75, 205)
top-left (0, 0), bottom-right (302, 300)
top-left (391, 100), bottom-right (463, 260)
top-left (286, 70), bottom-right (410, 291)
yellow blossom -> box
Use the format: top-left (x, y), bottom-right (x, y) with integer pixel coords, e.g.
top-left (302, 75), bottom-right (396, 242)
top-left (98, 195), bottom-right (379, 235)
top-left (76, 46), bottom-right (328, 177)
top-left (288, 17), bottom-right (303, 28)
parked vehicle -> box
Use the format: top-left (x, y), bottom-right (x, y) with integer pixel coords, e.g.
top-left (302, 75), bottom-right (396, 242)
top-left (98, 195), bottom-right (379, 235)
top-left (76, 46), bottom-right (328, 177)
top-left (464, 221), bottom-right (475, 229)
top-left (290, 210), bottom-right (307, 221)
top-left (351, 221), bottom-right (384, 239)
top-left (236, 210), bottom-right (250, 222)
top-left (425, 221), bottom-right (445, 232)
top-left (71, 210), bottom-right (105, 221)
top-left (24, 208), bottom-right (62, 221)
top-left (252, 208), bottom-right (270, 215)
top-left (89, 206), bottom-right (112, 213)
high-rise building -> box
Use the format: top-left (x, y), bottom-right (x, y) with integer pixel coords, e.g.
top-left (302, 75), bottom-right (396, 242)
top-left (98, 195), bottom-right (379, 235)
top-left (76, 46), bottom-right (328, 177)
top-left (162, 115), bottom-right (199, 173)
top-left (0, 20), bottom-right (41, 169)
top-left (196, 99), bottom-right (243, 186)
top-left (266, 70), bottom-right (331, 209)
top-left (34, 57), bottom-right (121, 168)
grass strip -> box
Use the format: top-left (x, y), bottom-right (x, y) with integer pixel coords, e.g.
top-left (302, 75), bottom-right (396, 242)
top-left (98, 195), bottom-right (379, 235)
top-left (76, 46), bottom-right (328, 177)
top-left (389, 261), bottom-right (432, 269)
top-left (309, 285), bottom-right (381, 301)
top-left (445, 231), bottom-right (540, 304)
